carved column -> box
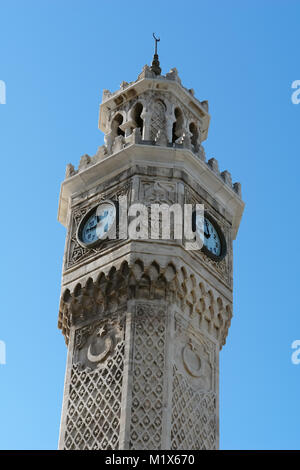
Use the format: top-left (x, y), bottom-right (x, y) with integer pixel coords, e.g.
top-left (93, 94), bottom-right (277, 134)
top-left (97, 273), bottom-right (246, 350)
top-left (140, 108), bottom-right (152, 140)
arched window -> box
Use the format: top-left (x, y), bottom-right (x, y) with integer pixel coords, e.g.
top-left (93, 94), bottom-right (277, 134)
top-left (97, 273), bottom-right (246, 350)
top-left (132, 102), bottom-right (143, 136)
top-left (189, 122), bottom-right (199, 152)
top-left (172, 107), bottom-right (184, 143)
top-left (111, 113), bottom-right (125, 138)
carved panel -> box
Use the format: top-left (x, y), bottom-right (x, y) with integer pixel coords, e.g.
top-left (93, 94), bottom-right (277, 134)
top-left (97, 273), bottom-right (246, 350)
top-left (138, 179), bottom-right (178, 240)
top-left (171, 312), bottom-right (217, 449)
top-left (171, 366), bottom-right (216, 450)
top-left (74, 317), bottom-right (124, 371)
top-left (140, 179), bottom-right (177, 205)
top-left (174, 312), bottom-right (216, 392)
top-left (63, 313), bottom-right (125, 450)
top-left (150, 100), bottom-right (166, 141)
top-left (129, 303), bottom-right (166, 449)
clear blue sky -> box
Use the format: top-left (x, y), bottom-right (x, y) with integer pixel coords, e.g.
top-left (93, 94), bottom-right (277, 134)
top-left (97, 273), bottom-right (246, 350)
top-left (0, 0), bottom-right (299, 450)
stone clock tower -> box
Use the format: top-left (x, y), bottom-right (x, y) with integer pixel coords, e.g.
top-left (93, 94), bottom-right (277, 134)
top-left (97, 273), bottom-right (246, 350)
top-left (57, 49), bottom-right (244, 450)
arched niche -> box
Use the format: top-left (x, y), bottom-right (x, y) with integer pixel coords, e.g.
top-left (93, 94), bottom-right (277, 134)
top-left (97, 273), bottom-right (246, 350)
top-left (172, 107), bottom-right (184, 143)
top-left (111, 113), bottom-right (125, 138)
top-left (131, 102), bottom-right (144, 136)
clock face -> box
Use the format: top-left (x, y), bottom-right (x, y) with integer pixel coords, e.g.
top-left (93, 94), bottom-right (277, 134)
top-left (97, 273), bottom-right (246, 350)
top-left (77, 202), bottom-right (116, 247)
top-left (203, 218), bottom-right (221, 256)
top-left (194, 213), bottom-right (226, 260)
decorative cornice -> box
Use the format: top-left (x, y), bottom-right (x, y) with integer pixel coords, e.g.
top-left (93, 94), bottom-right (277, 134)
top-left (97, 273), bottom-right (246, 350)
top-left (58, 259), bottom-right (232, 350)
top-left (58, 145), bottom-right (244, 240)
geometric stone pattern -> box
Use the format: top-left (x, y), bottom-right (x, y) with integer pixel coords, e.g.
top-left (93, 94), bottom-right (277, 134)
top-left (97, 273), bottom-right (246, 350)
top-left (63, 319), bottom-right (125, 450)
top-left (129, 303), bottom-right (166, 449)
top-left (171, 365), bottom-right (216, 450)
top-left (150, 100), bottom-right (166, 141)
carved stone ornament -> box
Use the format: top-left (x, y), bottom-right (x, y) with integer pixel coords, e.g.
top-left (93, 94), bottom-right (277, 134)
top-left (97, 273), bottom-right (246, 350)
top-left (129, 303), bottom-right (167, 449)
top-left (183, 340), bottom-right (213, 388)
top-left (140, 179), bottom-right (177, 205)
top-left (174, 313), bottom-right (215, 393)
top-left (74, 318), bottom-right (124, 371)
top-left (171, 364), bottom-right (216, 450)
top-left (59, 259), bottom-right (232, 349)
top-left (63, 313), bottom-right (126, 450)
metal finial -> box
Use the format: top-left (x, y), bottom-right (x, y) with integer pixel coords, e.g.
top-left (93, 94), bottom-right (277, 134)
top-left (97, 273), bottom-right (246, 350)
top-left (153, 33), bottom-right (160, 55)
top-left (151, 33), bottom-right (161, 76)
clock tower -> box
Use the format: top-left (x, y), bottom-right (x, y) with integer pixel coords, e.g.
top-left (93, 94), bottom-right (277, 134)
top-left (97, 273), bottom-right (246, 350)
top-left (57, 48), bottom-right (244, 450)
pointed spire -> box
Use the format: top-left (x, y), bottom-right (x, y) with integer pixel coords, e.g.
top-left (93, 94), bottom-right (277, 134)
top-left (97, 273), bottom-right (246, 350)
top-left (151, 33), bottom-right (161, 75)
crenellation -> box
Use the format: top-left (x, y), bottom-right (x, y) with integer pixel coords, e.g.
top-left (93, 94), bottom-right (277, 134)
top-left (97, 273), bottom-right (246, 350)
top-left (207, 157), bottom-right (219, 174)
top-left (64, 140), bottom-right (241, 199)
top-left (65, 163), bottom-right (76, 179)
top-left (78, 153), bottom-right (91, 171)
top-left (221, 170), bottom-right (232, 187)
top-left (233, 182), bottom-right (242, 197)
top-left (165, 67), bottom-right (181, 84)
top-left (102, 88), bottom-right (112, 101)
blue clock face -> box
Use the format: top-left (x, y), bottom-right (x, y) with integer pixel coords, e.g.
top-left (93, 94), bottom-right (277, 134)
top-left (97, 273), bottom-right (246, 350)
top-left (195, 214), bottom-right (224, 258)
top-left (78, 202), bottom-right (116, 247)
top-left (203, 218), bottom-right (221, 256)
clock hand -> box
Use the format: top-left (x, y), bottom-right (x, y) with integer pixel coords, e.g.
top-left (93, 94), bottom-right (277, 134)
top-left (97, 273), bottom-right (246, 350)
top-left (85, 225), bottom-right (97, 232)
top-left (204, 220), bottom-right (211, 238)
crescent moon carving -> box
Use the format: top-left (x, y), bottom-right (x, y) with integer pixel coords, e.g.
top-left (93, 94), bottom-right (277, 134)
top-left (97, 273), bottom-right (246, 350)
top-left (87, 335), bottom-right (113, 364)
top-left (182, 344), bottom-right (202, 378)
